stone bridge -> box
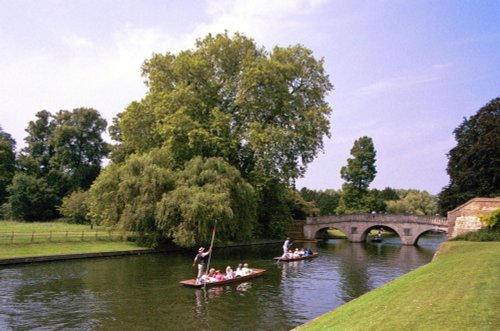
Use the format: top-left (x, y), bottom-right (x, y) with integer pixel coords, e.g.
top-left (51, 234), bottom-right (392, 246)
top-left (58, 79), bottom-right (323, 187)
top-left (303, 214), bottom-right (448, 245)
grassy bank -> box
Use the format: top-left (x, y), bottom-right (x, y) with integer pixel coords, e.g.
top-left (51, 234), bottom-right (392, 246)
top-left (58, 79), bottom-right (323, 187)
top-left (0, 221), bottom-right (146, 259)
top-left (0, 220), bottom-right (98, 232)
top-left (0, 242), bottom-right (145, 259)
top-left (295, 241), bottom-right (500, 331)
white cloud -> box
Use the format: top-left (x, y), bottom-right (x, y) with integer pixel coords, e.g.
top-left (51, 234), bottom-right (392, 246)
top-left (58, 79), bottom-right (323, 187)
top-left (358, 73), bottom-right (441, 96)
top-left (62, 34), bottom-right (95, 50)
top-left (194, 0), bottom-right (328, 48)
top-left (205, 0), bottom-right (326, 18)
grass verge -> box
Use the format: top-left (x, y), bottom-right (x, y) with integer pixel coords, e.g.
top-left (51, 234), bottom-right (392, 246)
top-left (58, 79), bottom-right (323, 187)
top-left (295, 241), bottom-right (500, 331)
top-left (0, 241), bottom-right (146, 259)
top-left (0, 220), bottom-right (100, 232)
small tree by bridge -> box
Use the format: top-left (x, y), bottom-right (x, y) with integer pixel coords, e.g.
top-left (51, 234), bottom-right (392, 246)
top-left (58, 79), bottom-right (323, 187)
top-left (337, 136), bottom-right (377, 214)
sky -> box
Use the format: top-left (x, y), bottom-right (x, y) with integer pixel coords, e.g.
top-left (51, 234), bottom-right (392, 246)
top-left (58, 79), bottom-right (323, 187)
top-left (0, 0), bottom-right (499, 195)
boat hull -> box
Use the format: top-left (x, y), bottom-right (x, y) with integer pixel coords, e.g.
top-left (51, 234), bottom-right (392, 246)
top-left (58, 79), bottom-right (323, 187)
top-left (273, 252), bottom-right (318, 262)
top-left (180, 268), bottom-right (266, 287)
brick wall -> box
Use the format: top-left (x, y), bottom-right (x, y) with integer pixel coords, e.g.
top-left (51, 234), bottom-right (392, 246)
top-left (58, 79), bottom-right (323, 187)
top-left (447, 197), bottom-right (500, 238)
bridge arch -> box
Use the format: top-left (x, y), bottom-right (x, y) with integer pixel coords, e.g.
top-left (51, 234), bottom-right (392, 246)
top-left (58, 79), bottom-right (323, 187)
top-left (361, 224), bottom-right (401, 243)
top-left (314, 226), bottom-right (349, 240)
top-left (413, 228), bottom-right (448, 245)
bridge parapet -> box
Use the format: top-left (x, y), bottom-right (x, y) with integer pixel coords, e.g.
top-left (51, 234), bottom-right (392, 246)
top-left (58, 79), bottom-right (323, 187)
top-left (307, 214), bottom-right (447, 225)
top-left (304, 214), bottom-right (448, 245)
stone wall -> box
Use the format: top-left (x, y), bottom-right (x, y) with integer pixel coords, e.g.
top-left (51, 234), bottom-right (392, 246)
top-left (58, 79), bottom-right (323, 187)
top-left (447, 197), bottom-right (500, 238)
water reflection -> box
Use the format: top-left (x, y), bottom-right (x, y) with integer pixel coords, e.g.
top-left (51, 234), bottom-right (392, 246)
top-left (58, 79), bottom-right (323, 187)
top-left (0, 233), bottom-right (446, 331)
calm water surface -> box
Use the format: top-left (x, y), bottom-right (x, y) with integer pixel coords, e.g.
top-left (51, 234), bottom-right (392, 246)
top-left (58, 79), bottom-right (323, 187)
top-left (0, 233), bottom-right (445, 331)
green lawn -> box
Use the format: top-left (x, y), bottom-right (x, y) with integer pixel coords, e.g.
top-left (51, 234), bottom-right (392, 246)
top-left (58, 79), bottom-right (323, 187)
top-left (295, 241), bottom-right (500, 331)
top-left (0, 220), bottom-right (101, 232)
top-left (0, 220), bottom-right (134, 244)
top-left (0, 221), bottom-right (146, 259)
top-left (0, 241), bottom-right (146, 259)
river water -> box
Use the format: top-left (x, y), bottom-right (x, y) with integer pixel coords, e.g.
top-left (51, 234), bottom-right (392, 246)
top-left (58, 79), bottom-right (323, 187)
top-left (0, 233), bottom-right (446, 331)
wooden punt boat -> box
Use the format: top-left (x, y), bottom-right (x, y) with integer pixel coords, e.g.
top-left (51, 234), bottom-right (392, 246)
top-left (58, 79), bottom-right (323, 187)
top-left (180, 268), bottom-right (266, 288)
top-left (273, 252), bottom-right (319, 262)
top-left (371, 237), bottom-right (383, 243)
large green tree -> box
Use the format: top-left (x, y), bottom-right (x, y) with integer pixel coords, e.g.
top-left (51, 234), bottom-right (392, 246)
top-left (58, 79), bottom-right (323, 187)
top-left (0, 126), bottom-right (16, 204)
top-left (17, 110), bottom-right (55, 176)
top-left (115, 32), bottom-right (332, 183)
top-left (12, 108), bottom-right (109, 221)
top-left (19, 108), bottom-right (108, 190)
top-left (51, 108), bottom-right (109, 190)
top-left (337, 136), bottom-right (377, 214)
top-left (109, 32), bottom-right (333, 239)
top-left (438, 97), bottom-right (500, 214)
top-left (8, 173), bottom-right (59, 221)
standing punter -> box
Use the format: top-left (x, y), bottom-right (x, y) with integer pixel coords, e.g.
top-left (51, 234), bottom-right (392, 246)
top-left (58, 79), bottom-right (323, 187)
top-left (282, 237), bottom-right (292, 257)
top-left (193, 246), bottom-right (212, 279)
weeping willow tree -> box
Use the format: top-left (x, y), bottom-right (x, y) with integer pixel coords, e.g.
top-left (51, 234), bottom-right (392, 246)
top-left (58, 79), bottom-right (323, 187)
top-left (88, 150), bottom-right (256, 247)
top-left (155, 156), bottom-right (256, 247)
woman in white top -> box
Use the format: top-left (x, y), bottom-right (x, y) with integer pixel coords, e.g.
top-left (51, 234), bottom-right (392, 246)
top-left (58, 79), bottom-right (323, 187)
top-left (241, 263), bottom-right (252, 275)
top-left (235, 263), bottom-right (244, 277)
top-left (225, 266), bottom-right (234, 279)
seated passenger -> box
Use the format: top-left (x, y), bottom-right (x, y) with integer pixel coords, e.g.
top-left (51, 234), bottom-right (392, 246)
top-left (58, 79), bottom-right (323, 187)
top-left (207, 268), bottom-right (217, 282)
top-left (225, 266), bottom-right (234, 279)
top-left (214, 270), bottom-right (224, 281)
top-left (235, 263), bottom-right (244, 277)
top-left (198, 272), bottom-right (209, 284)
top-left (241, 263), bottom-right (253, 275)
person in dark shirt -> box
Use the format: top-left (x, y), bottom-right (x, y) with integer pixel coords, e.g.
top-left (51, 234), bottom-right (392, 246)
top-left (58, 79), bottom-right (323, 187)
top-left (192, 246), bottom-right (212, 279)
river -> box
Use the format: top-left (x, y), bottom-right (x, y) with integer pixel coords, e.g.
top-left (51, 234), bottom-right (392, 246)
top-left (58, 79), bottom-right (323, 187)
top-left (0, 233), bottom-right (446, 331)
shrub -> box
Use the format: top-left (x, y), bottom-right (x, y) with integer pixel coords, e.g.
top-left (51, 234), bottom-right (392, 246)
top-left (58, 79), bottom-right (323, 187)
top-left (480, 209), bottom-right (500, 230)
top-left (59, 190), bottom-right (90, 224)
top-left (452, 225), bottom-right (500, 242)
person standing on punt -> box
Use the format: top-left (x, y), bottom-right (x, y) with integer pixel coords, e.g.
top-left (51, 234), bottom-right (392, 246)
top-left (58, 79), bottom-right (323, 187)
top-left (282, 237), bottom-right (292, 257)
top-left (193, 246), bottom-right (212, 279)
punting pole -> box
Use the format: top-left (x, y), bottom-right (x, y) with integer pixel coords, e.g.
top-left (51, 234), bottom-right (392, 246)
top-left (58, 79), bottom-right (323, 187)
top-left (205, 220), bottom-right (217, 279)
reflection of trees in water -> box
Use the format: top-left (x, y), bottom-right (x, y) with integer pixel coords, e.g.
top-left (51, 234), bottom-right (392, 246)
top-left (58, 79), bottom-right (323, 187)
top-left (0, 265), bottom-right (99, 330)
top-left (331, 234), bottom-right (442, 302)
top-left (335, 242), bottom-right (371, 302)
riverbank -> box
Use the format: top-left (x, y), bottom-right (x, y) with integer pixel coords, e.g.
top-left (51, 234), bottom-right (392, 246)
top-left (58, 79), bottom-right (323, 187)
top-left (0, 239), bottom-right (283, 265)
top-left (295, 241), bottom-right (500, 330)
top-left (0, 242), bottom-right (150, 264)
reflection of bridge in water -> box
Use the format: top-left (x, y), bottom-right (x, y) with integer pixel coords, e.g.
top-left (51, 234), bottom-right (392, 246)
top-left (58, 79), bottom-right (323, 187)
top-left (303, 214), bottom-right (448, 245)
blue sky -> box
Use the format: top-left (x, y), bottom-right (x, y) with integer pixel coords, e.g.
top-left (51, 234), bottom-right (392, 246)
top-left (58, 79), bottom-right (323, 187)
top-left (0, 0), bottom-right (499, 194)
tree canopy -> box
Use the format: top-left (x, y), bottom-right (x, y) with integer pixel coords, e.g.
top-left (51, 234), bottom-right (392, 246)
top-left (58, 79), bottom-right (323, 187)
top-left (98, 32), bottom-right (333, 244)
top-left (0, 126), bottom-right (16, 205)
top-left (10, 108), bottom-right (109, 221)
top-left (113, 32), bottom-right (333, 185)
top-left (337, 136), bottom-right (377, 214)
top-left (88, 150), bottom-right (256, 247)
top-left (439, 97), bottom-right (500, 213)
top-left (299, 188), bottom-right (339, 216)
top-left (386, 189), bottom-right (438, 215)
top-left (8, 173), bottom-right (59, 221)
